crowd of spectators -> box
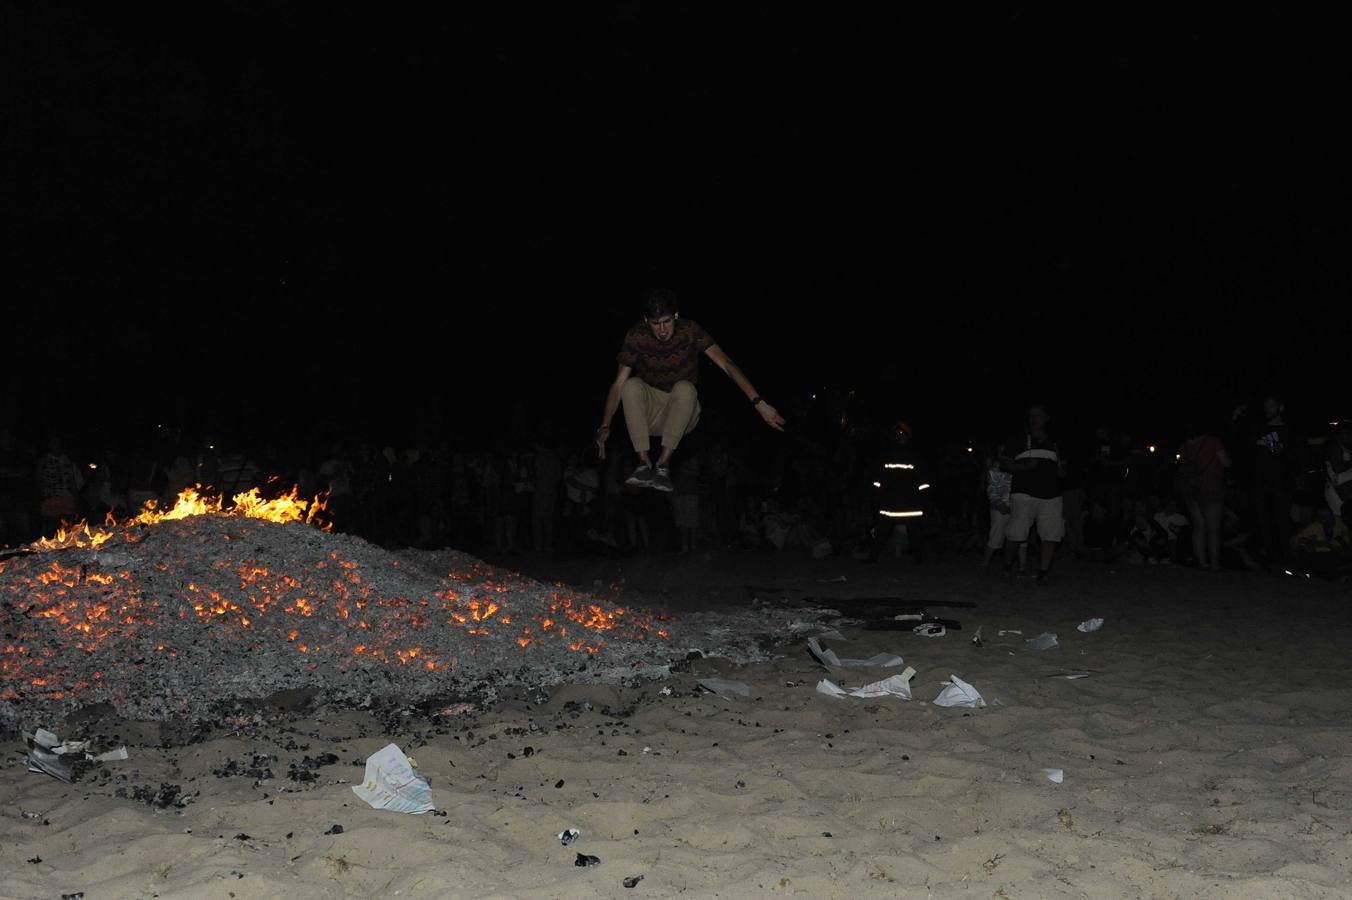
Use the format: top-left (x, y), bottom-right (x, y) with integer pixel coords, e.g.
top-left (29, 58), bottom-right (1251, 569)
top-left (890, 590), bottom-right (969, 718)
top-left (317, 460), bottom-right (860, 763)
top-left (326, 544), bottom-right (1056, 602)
top-left (2, 390), bottom-right (1346, 580)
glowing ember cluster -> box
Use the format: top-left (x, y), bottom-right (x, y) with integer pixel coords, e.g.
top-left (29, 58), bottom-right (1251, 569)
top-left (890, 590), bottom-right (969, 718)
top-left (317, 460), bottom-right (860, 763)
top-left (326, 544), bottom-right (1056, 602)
top-left (1, 497), bottom-right (675, 728)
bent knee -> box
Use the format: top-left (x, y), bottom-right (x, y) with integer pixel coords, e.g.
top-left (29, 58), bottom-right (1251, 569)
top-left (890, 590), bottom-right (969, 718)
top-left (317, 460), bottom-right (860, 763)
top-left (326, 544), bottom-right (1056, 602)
top-left (620, 379), bottom-right (646, 402)
top-left (670, 380), bottom-right (698, 401)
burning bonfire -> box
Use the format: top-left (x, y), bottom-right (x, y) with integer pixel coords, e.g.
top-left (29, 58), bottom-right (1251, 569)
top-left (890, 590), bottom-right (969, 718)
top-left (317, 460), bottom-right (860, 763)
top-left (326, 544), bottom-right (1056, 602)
top-left (1, 486), bottom-right (685, 730)
top-left (29, 484), bottom-right (331, 552)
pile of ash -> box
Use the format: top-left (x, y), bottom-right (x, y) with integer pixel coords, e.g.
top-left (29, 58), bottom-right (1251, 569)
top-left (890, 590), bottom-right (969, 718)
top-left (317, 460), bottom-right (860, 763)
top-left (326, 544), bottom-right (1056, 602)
top-left (1, 515), bottom-right (799, 731)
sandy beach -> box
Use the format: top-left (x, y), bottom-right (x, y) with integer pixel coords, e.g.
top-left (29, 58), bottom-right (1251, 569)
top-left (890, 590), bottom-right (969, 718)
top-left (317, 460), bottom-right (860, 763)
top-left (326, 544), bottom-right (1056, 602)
top-left (5, 551), bottom-right (1352, 899)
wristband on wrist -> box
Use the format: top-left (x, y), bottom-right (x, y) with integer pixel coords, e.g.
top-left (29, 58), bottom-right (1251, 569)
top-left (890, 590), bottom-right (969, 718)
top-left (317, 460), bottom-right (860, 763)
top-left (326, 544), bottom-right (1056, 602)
top-left (750, 396), bottom-right (764, 407)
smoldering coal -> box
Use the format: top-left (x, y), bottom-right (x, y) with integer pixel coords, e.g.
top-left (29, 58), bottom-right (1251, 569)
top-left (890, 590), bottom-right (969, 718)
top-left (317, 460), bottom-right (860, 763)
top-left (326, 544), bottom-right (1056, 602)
top-left (2, 515), bottom-right (801, 730)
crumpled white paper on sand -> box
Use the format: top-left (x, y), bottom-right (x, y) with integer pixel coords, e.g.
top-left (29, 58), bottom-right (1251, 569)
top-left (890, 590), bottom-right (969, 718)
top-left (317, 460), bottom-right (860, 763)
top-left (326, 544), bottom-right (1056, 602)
top-left (698, 678), bottom-right (752, 698)
top-left (807, 637), bottom-right (903, 670)
top-left (817, 667), bottom-right (916, 700)
top-left (26, 728), bottom-right (129, 782)
top-left (352, 743), bottom-right (434, 814)
top-left (933, 675), bottom-right (986, 708)
top-left (1025, 632), bottom-right (1059, 650)
top-left (1077, 618), bottom-right (1104, 633)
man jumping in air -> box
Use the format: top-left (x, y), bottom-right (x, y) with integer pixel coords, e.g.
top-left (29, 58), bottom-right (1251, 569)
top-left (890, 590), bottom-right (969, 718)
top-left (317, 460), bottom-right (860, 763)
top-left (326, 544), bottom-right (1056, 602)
top-left (595, 289), bottom-right (785, 492)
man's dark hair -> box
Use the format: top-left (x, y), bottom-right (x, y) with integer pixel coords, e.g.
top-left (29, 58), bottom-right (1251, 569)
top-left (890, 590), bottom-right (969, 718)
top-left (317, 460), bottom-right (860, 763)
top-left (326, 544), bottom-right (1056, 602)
top-left (641, 288), bottom-right (678, 320)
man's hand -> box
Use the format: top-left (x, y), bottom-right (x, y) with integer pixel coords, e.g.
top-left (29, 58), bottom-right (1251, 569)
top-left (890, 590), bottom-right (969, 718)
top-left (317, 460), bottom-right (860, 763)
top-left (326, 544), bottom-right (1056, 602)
top-left (595, 425), bottom-right (610, 459)
top-left (756, 401), bottom-right (786, 432)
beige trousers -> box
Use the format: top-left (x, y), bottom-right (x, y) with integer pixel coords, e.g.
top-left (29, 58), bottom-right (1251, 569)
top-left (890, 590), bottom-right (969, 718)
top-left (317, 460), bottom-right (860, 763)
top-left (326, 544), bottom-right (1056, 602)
top-left (620, 378), bottom-right (701, 453)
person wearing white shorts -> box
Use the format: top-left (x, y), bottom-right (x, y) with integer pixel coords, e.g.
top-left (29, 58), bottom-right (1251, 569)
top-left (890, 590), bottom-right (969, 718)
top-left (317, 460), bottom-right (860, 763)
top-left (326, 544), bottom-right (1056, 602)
top-left (1006, 493), bottom-right (1066, 544)
top-left (1001, 406), bottom-right (1066, 585)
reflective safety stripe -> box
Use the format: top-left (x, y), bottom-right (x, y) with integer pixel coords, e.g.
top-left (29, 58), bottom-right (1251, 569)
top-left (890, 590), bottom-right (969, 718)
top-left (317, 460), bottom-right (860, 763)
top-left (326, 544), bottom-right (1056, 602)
top-left (879, 509), bottom-right (924, 518)
top-left (1015, 448), bottom-right (1058, 462)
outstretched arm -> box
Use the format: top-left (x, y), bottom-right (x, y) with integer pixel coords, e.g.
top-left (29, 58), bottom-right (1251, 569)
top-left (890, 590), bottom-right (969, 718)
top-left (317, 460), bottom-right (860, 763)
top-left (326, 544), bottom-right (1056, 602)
top-left (704, 344), bottom-right (785, 431)
top-left (595, 364), bottom-right (632, 458)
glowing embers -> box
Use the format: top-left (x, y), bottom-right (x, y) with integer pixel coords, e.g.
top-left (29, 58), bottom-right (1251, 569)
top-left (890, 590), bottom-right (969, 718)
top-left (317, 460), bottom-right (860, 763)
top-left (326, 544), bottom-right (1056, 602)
top-left (6, 561), bottom-right (150, 657)
top-left (428, 580), bottom-right (670, 656)
top-left (1, 515), bottom-right (674, 724)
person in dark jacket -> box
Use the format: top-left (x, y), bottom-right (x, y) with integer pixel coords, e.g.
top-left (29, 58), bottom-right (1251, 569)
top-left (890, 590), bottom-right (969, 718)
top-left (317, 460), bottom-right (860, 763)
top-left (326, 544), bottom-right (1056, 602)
top-left (1000, 406), bottom-right (1066, 585)
top-left (1234, 394), bottom-right (1301, 566)
top-left (867, 421), bottom-right (932, 562)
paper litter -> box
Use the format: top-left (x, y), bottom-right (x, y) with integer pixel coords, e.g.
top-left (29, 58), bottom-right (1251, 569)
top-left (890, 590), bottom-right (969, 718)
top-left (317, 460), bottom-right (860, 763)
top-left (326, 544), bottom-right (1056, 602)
top-left (697, 678), bottom-right (751, 698)
top-left (933, 675), bottom-right (986, 708)
top-left (816, 667), bottom-right (916, 700)
top-left (351, 743), bottom-right (434, 814)
top-left (807, 637), bottom-right (903, 670)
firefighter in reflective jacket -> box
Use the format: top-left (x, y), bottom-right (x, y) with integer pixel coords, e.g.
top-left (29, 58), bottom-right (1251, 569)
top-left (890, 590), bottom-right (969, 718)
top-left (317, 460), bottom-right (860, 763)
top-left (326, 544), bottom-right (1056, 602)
top-left (869, 421), bottom-right (932, 562)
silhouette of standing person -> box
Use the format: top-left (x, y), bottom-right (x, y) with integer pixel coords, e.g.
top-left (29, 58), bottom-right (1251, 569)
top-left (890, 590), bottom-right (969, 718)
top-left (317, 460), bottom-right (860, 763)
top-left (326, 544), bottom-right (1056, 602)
top-left (1001, 406), bottom-right (1066, 585)
top-left (1178, 423), bottom-right (1231, 570)
top-left (36, 436), bottom-right (83, 535)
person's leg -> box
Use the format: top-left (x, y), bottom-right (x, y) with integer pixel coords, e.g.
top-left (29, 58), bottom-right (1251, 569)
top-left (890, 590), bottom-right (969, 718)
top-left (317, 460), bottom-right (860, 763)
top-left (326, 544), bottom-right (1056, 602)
top-left (1187, 500), bottom-right (1207, 567)
top-left (1003, 494), bottom-right (1034, 573)
top-left (1035, 496), bottom-right (1065, 581)
top-left (1257, 488), bottom-right (1276, 562)
top-left (1257, 487), bottom-right (1288, 564)
top-left (1204, 500), bottom-right (1223, 570)
top-left (1062, 488), bottom-right (1084, 554)
top-left (655, 381), bottom-right (701, 467)
top-left (1273, 490), bottom-right (1293, 562)
top-left (909, 516), bottom-right (928, 564)
top-left (982, 510), bottom-right (1006, 566)
top-left (869, 517), bottom-right (896, 562)
top-left (620, 378), bottom-right (658, 464)
top-left (1105, 484), bottom-right (1123, 535)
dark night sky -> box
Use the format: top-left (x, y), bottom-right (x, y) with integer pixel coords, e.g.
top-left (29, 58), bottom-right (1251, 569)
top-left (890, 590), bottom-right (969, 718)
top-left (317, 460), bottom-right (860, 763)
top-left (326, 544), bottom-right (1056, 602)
top-left (5, 6), bottom-right (1350, 451)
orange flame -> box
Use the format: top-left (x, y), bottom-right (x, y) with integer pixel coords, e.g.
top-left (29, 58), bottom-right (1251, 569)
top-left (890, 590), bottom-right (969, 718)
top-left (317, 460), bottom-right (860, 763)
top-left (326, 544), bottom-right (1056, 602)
top-left (29, 484), bottom-right (331, 551)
